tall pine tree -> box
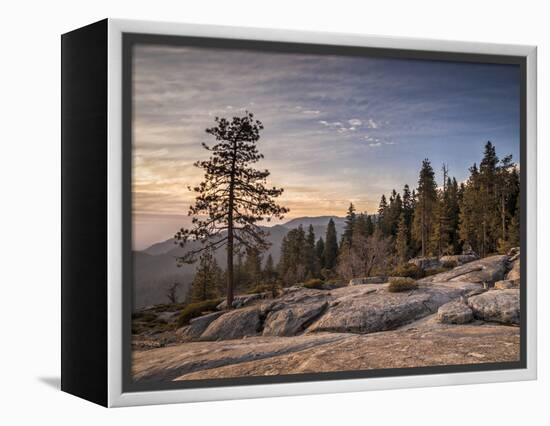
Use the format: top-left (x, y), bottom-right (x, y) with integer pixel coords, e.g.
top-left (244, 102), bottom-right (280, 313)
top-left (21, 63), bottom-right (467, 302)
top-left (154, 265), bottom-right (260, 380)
top-left (478, 141), bottom-right (499, 256)
top-left (174, 113), bottom-right (288, 307)
top-left (315, 237), bottom-right (325, 269)
top-left (395, 213), bottom-right (409, 263)
top-left (277, 225), bottom-right (307, 285)
top-left (377, 194), bottom-right (389, 235)
top-left (305, 224), bottom-right (319, 278)
top-left (341, 203), bottom-right (356, 245)
top-left (459, 142), bottom-right (519, 256)
top-left (459, 163), bottom-right (484, 254)
top-left (323, 218), bottom-right (339, 270)
top-left (447, 177), bottom-right (461, 253)
top-left (412, 159), bottom-right (438, 256)
top-left (244, 248), bottom-right (263, 290)
top-left (430, 164), bottom-right (451, 256)
top-left (189, 250), bottom-right (223, 302)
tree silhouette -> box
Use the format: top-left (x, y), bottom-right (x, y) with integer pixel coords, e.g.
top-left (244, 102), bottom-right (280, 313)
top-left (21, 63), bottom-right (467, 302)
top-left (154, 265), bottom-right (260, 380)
top-left (189, 250), bottom-right (223, 302)
top-left (175, 112), bottom-right (288, 307)
top-left (315, 237), bottom-right (325, 269)
top-left (165, 282), bottom-right (181, 304)
top-left (412, 159), bottom-right (438, 256)
top-left (341, 203), bottom-right (356, 245)
top-left (323, 219), bottom-right (339, 270)
top-left (395, 213), bottom-right (409, 263)
top-left (277, 225), bottom-right (307, 285)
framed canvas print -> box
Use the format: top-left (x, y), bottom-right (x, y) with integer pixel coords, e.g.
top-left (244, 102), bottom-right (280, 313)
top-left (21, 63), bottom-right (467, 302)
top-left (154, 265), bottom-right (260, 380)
top-left (61, 19), bottom-right (537, 407)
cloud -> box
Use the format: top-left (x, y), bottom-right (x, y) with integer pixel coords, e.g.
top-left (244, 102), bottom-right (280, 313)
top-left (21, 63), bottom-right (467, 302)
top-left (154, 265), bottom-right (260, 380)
top-left (366, 118), bottom-right (379, 129)
top-left (319, 120), bottom-right (357, 133)
top-left (131, 43), bottom-right (521, 248)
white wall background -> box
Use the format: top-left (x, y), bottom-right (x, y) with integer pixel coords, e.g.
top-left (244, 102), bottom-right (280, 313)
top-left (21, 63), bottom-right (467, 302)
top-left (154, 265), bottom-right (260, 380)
top-left (1, 0), bottom-right (547, 423)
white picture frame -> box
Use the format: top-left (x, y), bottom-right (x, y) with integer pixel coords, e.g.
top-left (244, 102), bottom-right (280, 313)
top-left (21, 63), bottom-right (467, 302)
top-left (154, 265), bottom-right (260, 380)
top-left (61, 18), bottom-right (537, 407)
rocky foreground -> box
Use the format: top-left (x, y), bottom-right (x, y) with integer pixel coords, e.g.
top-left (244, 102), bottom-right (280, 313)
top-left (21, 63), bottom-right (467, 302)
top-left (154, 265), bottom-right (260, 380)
top-left (132, 252), bottom-right (521, 383)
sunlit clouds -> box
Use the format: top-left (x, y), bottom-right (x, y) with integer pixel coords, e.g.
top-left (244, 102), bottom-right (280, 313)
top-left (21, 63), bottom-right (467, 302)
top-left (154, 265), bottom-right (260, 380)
top-left (132, 43), bottom-right (520, 249)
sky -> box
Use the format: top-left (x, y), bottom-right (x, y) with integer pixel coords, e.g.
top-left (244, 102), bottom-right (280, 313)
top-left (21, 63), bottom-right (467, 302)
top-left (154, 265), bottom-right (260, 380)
top-left (132, 43), bottom-right (520, 250)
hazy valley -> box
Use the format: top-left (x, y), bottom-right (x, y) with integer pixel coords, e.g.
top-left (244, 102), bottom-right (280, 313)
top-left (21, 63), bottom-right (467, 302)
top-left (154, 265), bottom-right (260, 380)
top-left (134, 216), bottom-right (346, 309)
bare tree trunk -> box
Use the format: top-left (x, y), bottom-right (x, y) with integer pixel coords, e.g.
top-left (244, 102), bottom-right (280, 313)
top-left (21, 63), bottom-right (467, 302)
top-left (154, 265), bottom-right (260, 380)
top-left (482, 220), bottom-right (486, 258)
top-left (501, 194), bottom-right (506, 242)
top-left (226, 141), bottom-right (238, 308)
top-left (226, 220), bottom-right (234, 308)
top-left (439, 204), bottom-right (443, 256)
top-left (348, 245), bottom-right (355, 278)
top-left (420, 194), bottom-right (426, 257)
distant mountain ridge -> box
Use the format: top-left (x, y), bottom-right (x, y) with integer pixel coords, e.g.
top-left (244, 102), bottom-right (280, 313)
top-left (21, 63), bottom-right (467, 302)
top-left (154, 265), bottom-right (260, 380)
top-left (141, 216), bottom-right (345, 256)
top-left (133, 216), bottom-right (345, 309)
top-left (281, 216), bottom-right (346, 230)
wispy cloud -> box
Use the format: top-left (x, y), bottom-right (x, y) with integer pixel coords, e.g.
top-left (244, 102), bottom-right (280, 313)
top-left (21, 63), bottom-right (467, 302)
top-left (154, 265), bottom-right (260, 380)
top-left (366, 118), bottom-right (379, 129)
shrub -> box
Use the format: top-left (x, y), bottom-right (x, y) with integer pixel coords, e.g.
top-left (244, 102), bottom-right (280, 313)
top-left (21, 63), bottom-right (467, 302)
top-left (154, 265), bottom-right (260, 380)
top-left (303, 278), bottom-right (325, 289)
top-left (131, 315), bottom-right (177, 335)
top-left (388, 277), bottom-right (418, 293)
top-left (131, 312), bottom-right (157, 322)
top-left (391, 263), bottom-right (425, 279)
top-left (176, 298), bottom-right (222, 327)
top-left (246, 283), bottom-right (272, 294)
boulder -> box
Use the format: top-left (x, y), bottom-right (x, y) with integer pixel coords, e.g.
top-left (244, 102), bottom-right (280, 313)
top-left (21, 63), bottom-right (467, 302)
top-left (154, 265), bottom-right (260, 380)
top-left (280, 286), bottom-right (303, 294)
top-left (176, 311), bottom-right (224, 341)
top-left (263, 302), bottom-right (328, 336)
top-left (437, 300), bottom-right (473, 324)
top-left (419, 255), bottom-right (509, 285)
top-left (349, 276), bottom-right (386, 285)
top-left (494, 279), bottom-right (519, 290)
top-left (507, 247), bottom-right (520, 257)
top-left (156, 311), bottom-right (179, 322)
top-left (307, 282), bottom-right (481, 334)
top-left (467, 289), bottom-right (520, 325)
top-left (439, 254), bottom-right (478, 266)
top-left (464, 287), bottom-right (488, 298)
top-left (216, 292), bottom-right (270, 310)
top-left (506, 259), bottom-right (520, 281)
top-left (408, 257), bottom-right (441, 271)
top-left (200, 307), bottom-right (262, 340)
top-left (265, 288), bottom-right (329, 309)
top-left (261, 288), bottom-right (331, 336)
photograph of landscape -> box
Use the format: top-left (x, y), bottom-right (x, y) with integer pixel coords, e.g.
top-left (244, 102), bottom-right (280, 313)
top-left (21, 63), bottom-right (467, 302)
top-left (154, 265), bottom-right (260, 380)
top-left (129, 41), bottom-right (522, 386)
